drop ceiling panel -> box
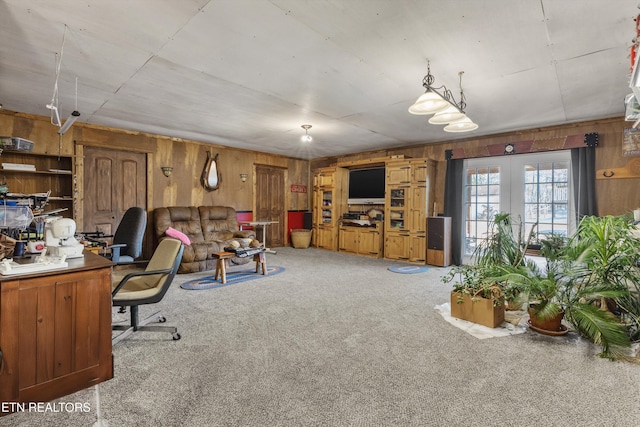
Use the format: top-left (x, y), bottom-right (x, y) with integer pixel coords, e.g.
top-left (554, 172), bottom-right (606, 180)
top-left (0, 0), bottom-right (636, 159)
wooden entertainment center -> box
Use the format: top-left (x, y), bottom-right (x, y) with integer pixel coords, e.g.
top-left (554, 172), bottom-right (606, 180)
top-left (0, 251), bottom-right (113, 409)
top-left (312, 156), bottom-right (449, 265)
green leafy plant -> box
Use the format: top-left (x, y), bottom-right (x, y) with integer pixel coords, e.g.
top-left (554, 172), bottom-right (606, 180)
top-left (474, 213), bottom-right (535, 269)
top-left (442, 213), bottom-right (536, 309)
top-left (495, 215), bottom-right (640, 360)
top-left (441, 265), bottom-right (504, 307)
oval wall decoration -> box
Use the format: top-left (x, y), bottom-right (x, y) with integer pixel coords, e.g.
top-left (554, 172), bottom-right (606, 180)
top-left (201, 151), bottom-right (220, 191)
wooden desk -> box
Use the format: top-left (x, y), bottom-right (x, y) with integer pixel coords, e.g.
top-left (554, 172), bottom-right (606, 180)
top-left (0, 251), bottom-right (114, 411)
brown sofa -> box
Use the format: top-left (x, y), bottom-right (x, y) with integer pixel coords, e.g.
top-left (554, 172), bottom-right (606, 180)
top-left (154, 206), bottom-right (256, 273)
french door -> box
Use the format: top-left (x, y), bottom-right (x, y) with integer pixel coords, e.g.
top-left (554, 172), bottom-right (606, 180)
top-left (463, 151), bottom-right (573, 260)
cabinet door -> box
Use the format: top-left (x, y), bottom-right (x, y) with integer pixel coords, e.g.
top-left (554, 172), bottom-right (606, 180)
top-left (386, 164), bottom-right (411, 186)
top-left (339, 227), bottom-right (358, 253)
top-left (316, 226), bottom-right (336, 250)
top-left (0, 267), bottom-right (113, 405)
top-left (386, 186), bottom-right (409, 231)
top-left (359, 229), bottom-right (382, 256)
top-left (317, 172), bottom-right (335, 188)
top-left (311, 225), bottom-right (318, 247)
top-left (18, 283), bottom-right (56, 388)
top-left (385, 231), bottom-right (410, 260)
top-left (408, 186), bottom-right (427, 232)
top-left (409, 232), bottom-right (427, 263)
top-left (313, 189), bottom-right (334, 226)
top-left (411, 162), bottom-right (429, 184)
top-left (313, 190), bottom-right (322, 226)
top-left (320, 189), bottom-right (334, 225)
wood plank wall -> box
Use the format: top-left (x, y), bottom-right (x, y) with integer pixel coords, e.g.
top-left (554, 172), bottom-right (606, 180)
top-left (312, 117), bottom-right (639, 217)
top-left (2, 109), bottom-right (638, 230)
top-left (0, 110), bottom-right (311, 231)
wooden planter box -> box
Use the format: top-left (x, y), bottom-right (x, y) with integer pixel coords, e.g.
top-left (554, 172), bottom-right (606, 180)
top-left (450, 292), bottom-right (505, 328)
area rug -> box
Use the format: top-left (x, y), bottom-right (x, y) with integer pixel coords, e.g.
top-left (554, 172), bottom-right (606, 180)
top-left (434, 302), bottom-right (527, 339)
top-left (387, 264), bottom-right (430, 274)
top-left (180, 266), bottom-right (285, 290)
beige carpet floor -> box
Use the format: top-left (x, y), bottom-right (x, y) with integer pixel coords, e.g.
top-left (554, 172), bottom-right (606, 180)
top-left (4, 247), bottom-right (640, 427)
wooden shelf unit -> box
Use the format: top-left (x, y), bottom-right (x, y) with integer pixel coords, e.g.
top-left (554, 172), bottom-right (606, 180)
top-left (384, 158), bottom-right (435, 264)
top-left (312, 158), bottom-right (436, 264)
top-left (312, 167), bottom-right (348, 251)
top-left (0, 151), bottom-right (75, 216)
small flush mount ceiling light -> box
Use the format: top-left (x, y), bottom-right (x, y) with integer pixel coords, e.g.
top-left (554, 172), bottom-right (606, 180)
top-left (161, 166), bottom-right (173, 177)
top-left (409, 60), bottom-right (478, 132)
top-left (240, 173), bottom-right (248, 182)
top-left (301, 124), bottom-right (313, 143)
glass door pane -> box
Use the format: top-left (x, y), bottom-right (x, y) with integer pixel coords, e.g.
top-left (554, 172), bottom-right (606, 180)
top-left (464, 166), bottom-right (501, 256)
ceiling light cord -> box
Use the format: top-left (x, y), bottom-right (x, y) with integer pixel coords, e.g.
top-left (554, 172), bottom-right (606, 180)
top-left (457, 71), bottom-right (467, 112)
top-left (48, 26), bottom-right (67, 127)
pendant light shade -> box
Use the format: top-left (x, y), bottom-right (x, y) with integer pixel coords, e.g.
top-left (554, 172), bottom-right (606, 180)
top-left (428, 105), bottom-right (466, 124)
top-left (408, 89), bottom-right (450, 115)
top-left (409, 61), bottom-right (478, 132)
top-left (443, 117), bottom-right (479, 133)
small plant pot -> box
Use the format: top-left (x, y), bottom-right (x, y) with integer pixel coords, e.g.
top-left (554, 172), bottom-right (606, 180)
top-left (450, 292), bottom-right (505, 328)
top-left (528, 304), bottom-right (566, 335)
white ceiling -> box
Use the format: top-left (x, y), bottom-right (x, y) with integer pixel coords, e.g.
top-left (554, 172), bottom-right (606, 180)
top-left (0, 1), bottom-right (635, 159)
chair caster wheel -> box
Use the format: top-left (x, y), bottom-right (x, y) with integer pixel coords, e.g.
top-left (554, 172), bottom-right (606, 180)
top-left (158, 317), bottom-right (167, 323)
top-left (172, 332), bottom-right (181, 340)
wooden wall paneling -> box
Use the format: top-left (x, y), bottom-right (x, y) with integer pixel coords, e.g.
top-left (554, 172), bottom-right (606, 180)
top-left (595, 124), bottom-right (640, 216)
top-left (77, 127), bottom-right (155, 153)
top-left (196, 146), bottom-right (253, 210)
top-left (287, 157), bottom-right (310, 211)
top-left (75, 143), bottom-right (86, 229)
top-left (154, 138), bottom-right (178, 207)
top-left (321, 117), bottom-right (636, 217)
top-left (5, 109), bottom-right (640, 224)
top-left (0, 111), bottom-right (73, 156)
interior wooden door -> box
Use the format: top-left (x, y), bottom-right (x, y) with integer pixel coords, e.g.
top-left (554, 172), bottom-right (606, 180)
top-left (83, 147), bottom-right (147, 236)
top-left (255, 165), bottom-right (284, 247)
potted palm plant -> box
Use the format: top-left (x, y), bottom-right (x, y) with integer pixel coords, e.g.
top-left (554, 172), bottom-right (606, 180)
top-left (496, 215), bottom-right (639, 360)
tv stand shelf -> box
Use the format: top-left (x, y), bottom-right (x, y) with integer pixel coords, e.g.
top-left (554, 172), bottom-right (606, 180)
top-left (339, 222), bottom-right (383, 258)
top-left (312, 157), bottom-right (434, 265)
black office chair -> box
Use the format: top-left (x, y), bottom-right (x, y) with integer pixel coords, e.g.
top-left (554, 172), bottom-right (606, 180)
top-left (109, 207), bottom-right (147, 263)
top-left (84, 207), bottom-right (147, 263)
top-left (111, 238), bottom-right (184, 344)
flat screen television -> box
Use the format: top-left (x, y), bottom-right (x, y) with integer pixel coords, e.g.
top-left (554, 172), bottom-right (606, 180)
top-left (348, 167), bottom-right (385, 205)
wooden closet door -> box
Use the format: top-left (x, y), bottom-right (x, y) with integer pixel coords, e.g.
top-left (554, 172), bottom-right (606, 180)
top-left (83, 147), bottom-right (147, 236)
top-left (255, 165), bottom-right (284, 247)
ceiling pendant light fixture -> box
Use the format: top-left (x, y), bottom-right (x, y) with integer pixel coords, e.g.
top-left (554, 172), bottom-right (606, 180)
top-left (408, 88), bottom-right (449, 115)
top-left (409, 60), bottom-right (478, 132)
top-left (428, 104), bottom-right (466, 125)
top-left (301, 124), bottom-right (313, 143)
top-left (443, 117), bottom-right (479, 132)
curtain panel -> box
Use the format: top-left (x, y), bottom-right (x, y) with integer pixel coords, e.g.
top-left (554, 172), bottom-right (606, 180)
top-left (443, 157), bottom-right (464, 265)
top-left (571, 146), bottom-right (597, 222)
